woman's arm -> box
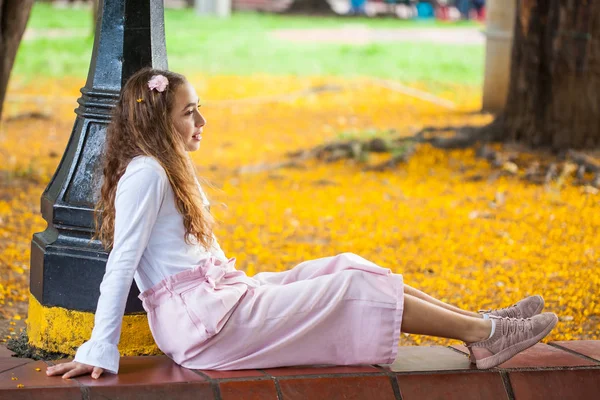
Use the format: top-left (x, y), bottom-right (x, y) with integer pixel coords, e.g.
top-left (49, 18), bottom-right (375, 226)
top-left (47, 161), bottom-right (168, 379)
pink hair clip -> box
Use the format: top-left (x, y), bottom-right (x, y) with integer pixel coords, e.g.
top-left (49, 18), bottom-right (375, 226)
top-left (148, 74), bottom-right (169, 92)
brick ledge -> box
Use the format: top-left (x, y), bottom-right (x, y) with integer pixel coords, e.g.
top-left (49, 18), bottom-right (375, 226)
top-left (1, 341), bottom-right (599, 399)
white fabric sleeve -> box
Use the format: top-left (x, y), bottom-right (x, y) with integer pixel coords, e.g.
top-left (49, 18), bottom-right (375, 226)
top-left (74, 163), bottom-right (167, 374)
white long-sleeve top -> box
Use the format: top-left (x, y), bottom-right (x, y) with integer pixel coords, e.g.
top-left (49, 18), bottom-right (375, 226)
top-left (74, 156), bottom-right (227, 374)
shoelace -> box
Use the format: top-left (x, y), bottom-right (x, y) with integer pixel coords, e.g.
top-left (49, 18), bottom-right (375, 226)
top-left (490, 315), bottom-right (534, 343)
top-left (465, 315), bottom-right (531, 348)
top-left (478, 303), bottom-right (521, 319)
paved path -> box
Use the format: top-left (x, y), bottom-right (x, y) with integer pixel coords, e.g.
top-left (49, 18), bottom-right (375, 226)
top-left (271, 26), bottom-right (484, 45)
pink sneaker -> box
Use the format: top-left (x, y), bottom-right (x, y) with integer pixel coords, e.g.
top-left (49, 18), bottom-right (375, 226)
top-left (480, 295), bottom-right (545, 319)
top-left (468, 295), bottom-right (545, 363)
top-left (467, 312), bottom-right (558, 369)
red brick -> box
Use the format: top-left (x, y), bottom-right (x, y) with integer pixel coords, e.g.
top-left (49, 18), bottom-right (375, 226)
top-left (220, 379), bottom-right (278, 400)
top-left (550, 340), bottom-right (600, 362)
top-left (497, 343), bottom-right (596, 369)
top-left (0, 360), bottom-right (80, 399)
top-left (509, 369), bottom-right (600, 399)
top-left (0, 387), bottom-right (81, 400)
top-left (87, 382), bottom-right (214, 400)
top-left (0, 357), bottom-right (33, 374)
top-left (454, 342), bottom-right (599, 369)
top-left (264, 365), bottom-right (379, 377)
top-left (199, 369), bottom-right (266, 379)
top-left (71, 356), bottom-right (214, 399)
top-left (397, 372), bottom-right (508, 400)
top-left (72, 356), bottom-right (207, 386)
top-left (278, 375), bottom-right (396, 400)
top-left (0, 345), bottom-right (15, 358)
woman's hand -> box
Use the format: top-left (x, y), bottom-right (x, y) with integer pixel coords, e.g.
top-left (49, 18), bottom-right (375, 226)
top-left (46, 361), bottom-right (104, 379)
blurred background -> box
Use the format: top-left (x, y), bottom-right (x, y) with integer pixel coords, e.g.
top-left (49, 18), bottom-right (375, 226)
top-left (14, 0), bottom-right (491, 95)
top-left (1, 0), bottom-right (598, 348)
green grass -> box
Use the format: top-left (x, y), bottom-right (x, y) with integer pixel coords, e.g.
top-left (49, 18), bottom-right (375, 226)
top-left (27, 3), bottom-right (95, 29)
top-left (16, 3), bottom-right (484, 91)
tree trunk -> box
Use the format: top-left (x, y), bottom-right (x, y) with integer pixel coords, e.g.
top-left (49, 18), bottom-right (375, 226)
top-left (0, 0), bottom-right (35, 120)
top-left (501, 0), bottom-right (600, 150)
top-left (285, 0), bottom-right (335, 15)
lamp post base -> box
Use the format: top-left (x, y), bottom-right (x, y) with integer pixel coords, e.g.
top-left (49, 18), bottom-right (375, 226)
top-left (27, 294), bottom-right (159, 356)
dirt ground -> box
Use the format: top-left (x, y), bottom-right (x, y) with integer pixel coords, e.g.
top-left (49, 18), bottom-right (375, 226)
top-left (0, 302), bottom-right (28, 347)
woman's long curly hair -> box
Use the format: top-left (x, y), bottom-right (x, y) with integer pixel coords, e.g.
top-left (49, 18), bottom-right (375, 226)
top-left (95, 67), bottom-right (213, 250)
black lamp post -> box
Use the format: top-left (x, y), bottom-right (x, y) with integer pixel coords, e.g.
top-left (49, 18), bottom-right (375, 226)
top-left (30, 0), bottom-right (167, 314)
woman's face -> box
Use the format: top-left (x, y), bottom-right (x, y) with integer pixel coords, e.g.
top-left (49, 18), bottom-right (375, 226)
top-left (170, 81), bottom-right (206, 152)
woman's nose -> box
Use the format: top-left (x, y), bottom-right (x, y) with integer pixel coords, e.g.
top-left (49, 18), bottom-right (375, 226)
top-left (195, 112), bottom-right (206, 127)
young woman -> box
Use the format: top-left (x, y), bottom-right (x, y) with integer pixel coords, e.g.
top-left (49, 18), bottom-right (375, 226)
top-left (47, 68), bottom-right (558, 379)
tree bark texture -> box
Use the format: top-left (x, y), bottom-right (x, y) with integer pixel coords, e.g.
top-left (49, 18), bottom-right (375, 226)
top-left (0, 0), bottom-right (35, 120)
top-left (504, 0), bottom-right (600, 149)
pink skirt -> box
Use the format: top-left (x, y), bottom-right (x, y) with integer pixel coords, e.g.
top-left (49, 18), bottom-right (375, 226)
top-left (139, 252), bottom-right (404, 370)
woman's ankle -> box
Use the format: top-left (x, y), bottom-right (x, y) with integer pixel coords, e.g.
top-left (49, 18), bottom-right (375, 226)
top-left (464, 319), bottom-right (493, 343)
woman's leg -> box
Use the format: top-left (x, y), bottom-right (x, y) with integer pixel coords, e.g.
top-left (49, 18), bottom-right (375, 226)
top-left (400, 289), bottom-right (558, 370)
top-left (404, 284), bottom-right (483, 319)
top-left (401, 293), bottom-right (492, 343)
